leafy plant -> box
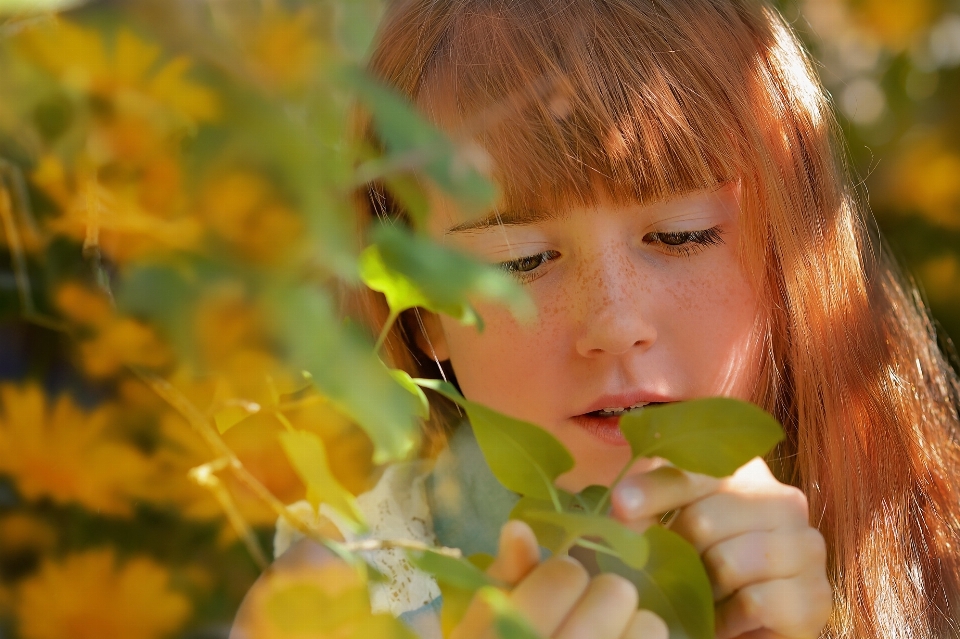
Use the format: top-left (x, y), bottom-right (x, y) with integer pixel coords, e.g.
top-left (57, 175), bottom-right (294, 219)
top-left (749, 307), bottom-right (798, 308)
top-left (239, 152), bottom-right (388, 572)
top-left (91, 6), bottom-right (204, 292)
top-left (0, 2), bottom-right (783, 638)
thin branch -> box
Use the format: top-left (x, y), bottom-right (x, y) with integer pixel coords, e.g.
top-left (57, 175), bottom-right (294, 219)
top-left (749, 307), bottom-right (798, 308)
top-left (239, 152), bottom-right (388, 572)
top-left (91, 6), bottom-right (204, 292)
top-left (341, 538), bottom-right (462, 558)
top-left (0, 184), bottom-right (36, 317)
top-left (190, 459), bottom-right (269, 569)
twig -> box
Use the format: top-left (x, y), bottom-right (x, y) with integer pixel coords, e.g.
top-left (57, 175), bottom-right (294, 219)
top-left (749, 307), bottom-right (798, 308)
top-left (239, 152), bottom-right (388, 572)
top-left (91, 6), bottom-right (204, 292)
top-left (341, 538), bottom-right (462, 558)
top-left (190, 458), bottom-right (269, 569)
top-left (0, 182), bottom-right (36, 317)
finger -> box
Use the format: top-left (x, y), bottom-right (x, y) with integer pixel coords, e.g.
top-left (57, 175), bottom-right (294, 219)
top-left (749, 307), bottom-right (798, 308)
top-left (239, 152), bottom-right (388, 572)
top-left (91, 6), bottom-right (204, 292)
top-left (554, 573), bottom-right (638, 639)
top-left (704, 527), bottom-right (827, 600)
top-left (621, 609), bottom-right (669, 639)
top-left (715, 574), bottom-right (833, 639)
top-left (672, 486), bottom-right (809, 553)
top-left (510, 556), bottom-right (590, 637)
top-left (612, 466), bottom-right (719, 523)
top-left (487, 520), bottom-right (541, 585)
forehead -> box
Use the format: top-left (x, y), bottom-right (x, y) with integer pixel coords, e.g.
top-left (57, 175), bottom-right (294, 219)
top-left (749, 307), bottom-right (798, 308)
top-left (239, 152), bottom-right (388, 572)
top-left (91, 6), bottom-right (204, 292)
top-left (408, 1), bottom-right (751, 221)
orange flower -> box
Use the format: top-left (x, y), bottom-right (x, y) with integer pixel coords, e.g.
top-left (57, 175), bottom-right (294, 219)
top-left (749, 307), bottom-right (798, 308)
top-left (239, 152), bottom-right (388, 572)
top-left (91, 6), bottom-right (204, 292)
top-left (0, 384), bottom-right (152, 516)
top-left (15, 549), bottom-right (190, 639)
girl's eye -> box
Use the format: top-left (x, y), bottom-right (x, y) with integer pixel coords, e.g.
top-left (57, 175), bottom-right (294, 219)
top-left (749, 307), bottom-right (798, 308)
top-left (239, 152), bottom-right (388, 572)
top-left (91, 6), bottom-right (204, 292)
top-left (643, 225), bottom-right (725, 256)
top-left (498, 250), bottom-right (560, 282)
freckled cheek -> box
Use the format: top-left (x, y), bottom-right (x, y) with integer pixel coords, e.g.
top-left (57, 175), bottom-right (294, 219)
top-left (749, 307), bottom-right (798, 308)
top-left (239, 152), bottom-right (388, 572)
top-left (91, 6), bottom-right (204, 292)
top-left (441, 297), bottom-right (569, 417)
top-left (660, 263), bottom-right (760, 396)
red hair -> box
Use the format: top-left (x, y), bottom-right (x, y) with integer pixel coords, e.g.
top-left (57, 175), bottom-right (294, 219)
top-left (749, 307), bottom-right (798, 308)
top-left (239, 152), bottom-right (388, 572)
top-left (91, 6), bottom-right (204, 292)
top-left (359, 1), bottom-right (960, 635)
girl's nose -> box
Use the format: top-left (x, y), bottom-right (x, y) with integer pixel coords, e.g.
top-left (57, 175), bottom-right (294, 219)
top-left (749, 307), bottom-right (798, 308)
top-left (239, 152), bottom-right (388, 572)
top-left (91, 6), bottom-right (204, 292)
top-left (573, 254), bottom-right (657, 358)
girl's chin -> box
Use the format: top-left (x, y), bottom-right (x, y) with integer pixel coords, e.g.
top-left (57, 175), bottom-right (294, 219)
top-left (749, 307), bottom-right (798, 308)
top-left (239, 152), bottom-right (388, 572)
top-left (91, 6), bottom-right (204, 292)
top-left (570, 414), bottom-right (631, 446)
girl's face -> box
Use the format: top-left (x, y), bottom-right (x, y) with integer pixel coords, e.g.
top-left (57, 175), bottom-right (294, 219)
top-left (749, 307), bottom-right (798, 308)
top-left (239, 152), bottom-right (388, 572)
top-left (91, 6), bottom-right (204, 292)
top-left (423, 184), bottom-right (763, 490)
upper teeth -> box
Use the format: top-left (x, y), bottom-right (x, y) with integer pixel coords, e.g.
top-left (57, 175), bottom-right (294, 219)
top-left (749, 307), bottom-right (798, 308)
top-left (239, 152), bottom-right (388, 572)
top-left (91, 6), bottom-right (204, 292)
top-left (598, 402), bottom-right (648, 415)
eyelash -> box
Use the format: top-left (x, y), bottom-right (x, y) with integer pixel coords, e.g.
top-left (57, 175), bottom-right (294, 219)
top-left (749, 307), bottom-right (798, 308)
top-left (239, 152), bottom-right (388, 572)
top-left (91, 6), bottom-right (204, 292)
top-left (498, 226), bottom-right (725, 283)
top-left (643, 225), bottom-right (725, 256)
top-left (498, 250), bottom-right (561, 284)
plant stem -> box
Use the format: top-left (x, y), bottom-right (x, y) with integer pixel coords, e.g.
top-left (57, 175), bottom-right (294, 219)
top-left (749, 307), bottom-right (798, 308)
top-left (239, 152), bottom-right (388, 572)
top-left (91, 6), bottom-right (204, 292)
top-left (592, 453), bottom-right (644, 516)
top-left (573, 538), bottom-right (620, 558)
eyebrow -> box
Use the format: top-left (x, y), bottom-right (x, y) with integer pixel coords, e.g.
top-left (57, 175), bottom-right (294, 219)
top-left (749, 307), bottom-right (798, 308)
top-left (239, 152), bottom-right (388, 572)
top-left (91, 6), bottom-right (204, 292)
top-left (445, 208), bottom-right (563, 234)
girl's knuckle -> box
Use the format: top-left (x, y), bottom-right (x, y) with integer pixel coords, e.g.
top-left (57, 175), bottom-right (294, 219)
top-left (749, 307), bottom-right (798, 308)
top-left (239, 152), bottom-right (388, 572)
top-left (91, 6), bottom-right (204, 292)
top-left (704, 544), bottom-right (738, 591)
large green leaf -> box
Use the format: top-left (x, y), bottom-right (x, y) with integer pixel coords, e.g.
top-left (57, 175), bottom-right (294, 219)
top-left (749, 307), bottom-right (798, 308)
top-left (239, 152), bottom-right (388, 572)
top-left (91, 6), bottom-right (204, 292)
top-left (418, 379), bottom-right (573, 502)
top-left (279, 430), bottom-right (365, 531)
top-left (519, 510), bottom-right (648, 569)
top-left (619, 398), bottom-right (784, 478)
top-left (277, 287), bottom-right (421, 463)
top-left (363, 224), bottom-right (534, 328)
top-left (598, 527), bottom-right (714, 639)
top-left (509, 495), bottom-right (576, 551)
top-left (347, 69), bottom-right (497, 214)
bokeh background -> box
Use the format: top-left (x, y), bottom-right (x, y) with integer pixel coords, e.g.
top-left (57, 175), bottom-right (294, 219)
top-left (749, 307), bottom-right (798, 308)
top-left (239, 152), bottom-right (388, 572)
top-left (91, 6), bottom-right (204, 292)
top-left (0, 1), bottom-right (958, 638)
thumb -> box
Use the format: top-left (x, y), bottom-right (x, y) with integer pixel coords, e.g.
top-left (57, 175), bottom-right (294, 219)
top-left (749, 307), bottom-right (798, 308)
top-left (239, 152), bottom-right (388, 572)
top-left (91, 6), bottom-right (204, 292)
top-left (486, 520), bottom-right (540, 586)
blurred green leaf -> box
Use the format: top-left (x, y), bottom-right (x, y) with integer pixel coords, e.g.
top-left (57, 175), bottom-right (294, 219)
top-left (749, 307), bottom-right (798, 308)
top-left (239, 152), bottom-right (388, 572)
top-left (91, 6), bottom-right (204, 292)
top-left (0, 0), bottom-right (85, 12)
top-left (347, 69), bottom-right (498, 215)
top-left (387, 367), bottom-right (430, 419)
top-left (365, 223), bottom-right (534, 329)
top-left (481, 587), bottom-right (544, 639)
top-left (279, 430), bottom-right (365, 530)
top-left (417, 379), bottom-right (572, 502)
top-left (620, 399), bottom-right (784, 478)
top-left (408, 550), bottom-right (497, 591)
top-left (350, 614), bottom-right (421, 639)
top-left (598, 527), bottom-right (714, 639)
top-left (438, 582), bottom-right (474, 637)
top-left (277, 287), bottom-right (421, 464)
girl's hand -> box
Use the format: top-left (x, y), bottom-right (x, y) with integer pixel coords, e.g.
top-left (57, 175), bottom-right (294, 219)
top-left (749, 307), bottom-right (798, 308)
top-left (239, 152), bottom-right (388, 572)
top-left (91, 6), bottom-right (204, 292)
top-left (611, 458), bottom-right (832, 639)
top-left (452, 520), bottom-right (668, 639)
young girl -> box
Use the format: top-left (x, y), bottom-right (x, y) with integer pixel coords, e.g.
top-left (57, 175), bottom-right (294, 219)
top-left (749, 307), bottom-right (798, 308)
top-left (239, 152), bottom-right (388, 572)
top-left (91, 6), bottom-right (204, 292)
top-left (234, 1), bottom-right (960, 638)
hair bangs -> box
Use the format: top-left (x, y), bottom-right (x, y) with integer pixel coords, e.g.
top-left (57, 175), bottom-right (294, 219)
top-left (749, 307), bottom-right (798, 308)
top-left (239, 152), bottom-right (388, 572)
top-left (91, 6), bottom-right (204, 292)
top-left (411, 0), bottom-right (761, 213)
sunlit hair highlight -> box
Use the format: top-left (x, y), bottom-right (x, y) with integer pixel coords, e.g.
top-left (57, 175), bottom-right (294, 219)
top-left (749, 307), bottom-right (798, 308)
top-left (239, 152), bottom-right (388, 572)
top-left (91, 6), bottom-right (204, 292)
top-left (359, 1), bottom-right (960, 636)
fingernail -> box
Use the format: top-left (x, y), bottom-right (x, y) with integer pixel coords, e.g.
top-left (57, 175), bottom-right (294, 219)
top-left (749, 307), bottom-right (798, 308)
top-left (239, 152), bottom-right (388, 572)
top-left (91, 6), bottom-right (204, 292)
top-left (615, 484), bottom-right (645, 516)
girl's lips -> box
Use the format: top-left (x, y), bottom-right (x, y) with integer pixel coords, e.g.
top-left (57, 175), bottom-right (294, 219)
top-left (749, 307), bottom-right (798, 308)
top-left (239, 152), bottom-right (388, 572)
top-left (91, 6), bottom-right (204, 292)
top-left (572, 413), bottom-right (631, 446)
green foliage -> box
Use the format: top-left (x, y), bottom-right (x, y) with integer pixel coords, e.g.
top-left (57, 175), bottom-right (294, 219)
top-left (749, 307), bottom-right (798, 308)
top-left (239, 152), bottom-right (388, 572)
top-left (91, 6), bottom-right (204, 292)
top-left (599, 527), bottom-right (715, 639)
top-left (417, 379), bottom-right (573, 503)
top-left (519, 510), bottom-right (649, 569)
top-left (620, 398), bottom-right (784, 477)
top-left (409, 550), bottom-right (499, 591)
top-left (362, 223), bottom-right (534, 332)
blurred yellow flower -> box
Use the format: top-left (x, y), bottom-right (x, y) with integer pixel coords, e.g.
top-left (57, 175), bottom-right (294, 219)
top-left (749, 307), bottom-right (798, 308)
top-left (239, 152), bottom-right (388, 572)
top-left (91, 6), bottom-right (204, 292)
top-left (0, 513), bottom-right (57, 559)
top-left (919, 254), bottom-right (960, 306)
top-left (248, 7), bottom-right (323, 90)
top-left (15, 549), bottom-right (190, 639)
top-left (55, 282), bottom-right (175, 378)
top-left (884, 137), bottom-right (960, 229)
top-left (198, 169), bottom-right (304, 264)
top-left (15, 20), bottom-right (218, 124)
top-left (0, 384), bottom-right (152, 516)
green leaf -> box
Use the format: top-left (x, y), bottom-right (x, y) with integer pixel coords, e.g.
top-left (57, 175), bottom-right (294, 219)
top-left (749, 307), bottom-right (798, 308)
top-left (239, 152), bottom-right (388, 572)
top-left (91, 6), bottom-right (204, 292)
top-left (408, 550), bottom-right (498, 591)
top-left (347, 69), bottom-right (497, 214)
top-left (576, 485), bottom-right (610, 514)
top-left (619, 398), bottom-right (784, 478)
top-left (279, 430), bottom-right (365, 531)
top-left (438, 583), bottom-right (474, 637)
top-left (277, 287), bottom-right (421, 463)
top-left (350, 614), bottom-right (421, 639)
top-left (418, 379), bottom-right (573, 502)
top-left (263, 575), bottom-right (371, 635)
top-left (519, 511), bottom-right (648, 569)
top-left (387, 367), bottom-right (430, 420)
top-left (598, 527), bottom-right (714, 639)
top-left (384, 174), bottom-right (430, 230)
top-left (509, 495), bottom-right (576, 551)
top-left (363, 224), bottom-right (534, 327)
